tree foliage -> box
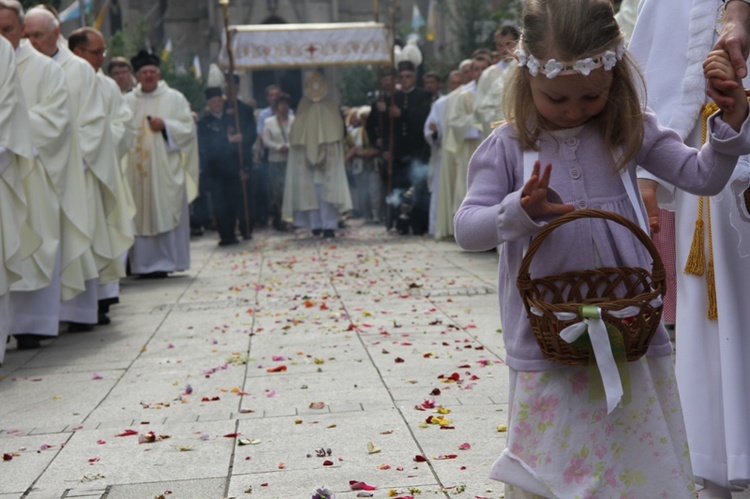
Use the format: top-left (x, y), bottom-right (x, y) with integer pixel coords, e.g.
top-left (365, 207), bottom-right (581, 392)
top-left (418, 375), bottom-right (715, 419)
top-left (447, 0), bottom-right (521, 60)
top-left (339, 65), bottom-right (378, 108)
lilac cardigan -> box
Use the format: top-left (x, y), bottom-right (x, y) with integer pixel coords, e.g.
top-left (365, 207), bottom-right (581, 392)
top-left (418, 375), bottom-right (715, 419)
top-left (454, 110), bottom-right (750, 371)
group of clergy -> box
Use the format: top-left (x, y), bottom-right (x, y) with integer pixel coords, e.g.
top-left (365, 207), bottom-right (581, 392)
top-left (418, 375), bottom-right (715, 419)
top-left (359, 26), bottom-right (519, 238)
top-left (0, 1), bottom-right (198, 364)
top-left (426, 25), bottom-right (519, 240)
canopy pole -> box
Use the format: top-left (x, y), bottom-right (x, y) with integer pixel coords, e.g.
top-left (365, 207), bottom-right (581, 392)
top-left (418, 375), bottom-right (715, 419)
top-left (219, 0), bottom-right (253, 237)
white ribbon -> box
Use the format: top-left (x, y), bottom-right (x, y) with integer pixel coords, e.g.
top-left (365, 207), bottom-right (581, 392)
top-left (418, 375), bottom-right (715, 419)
top-left (560, 307), bottom-right (623, 414)
top-left (531, 299), bottom-right (664, 415)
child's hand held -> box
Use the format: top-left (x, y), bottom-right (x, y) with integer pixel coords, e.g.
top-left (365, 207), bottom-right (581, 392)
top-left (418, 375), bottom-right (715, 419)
top-left (704, 49), bottom-right (748, 129)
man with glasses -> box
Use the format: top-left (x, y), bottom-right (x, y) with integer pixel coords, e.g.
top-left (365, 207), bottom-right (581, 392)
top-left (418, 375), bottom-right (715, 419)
top-left (69, 26), bottom-right (135, 326)
top-left (108, 57), bottom-right (135, 93)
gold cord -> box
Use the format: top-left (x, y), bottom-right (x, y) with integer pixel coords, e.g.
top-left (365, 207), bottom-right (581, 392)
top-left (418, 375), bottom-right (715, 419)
top-left (684, 103), bottom-right (718, 319)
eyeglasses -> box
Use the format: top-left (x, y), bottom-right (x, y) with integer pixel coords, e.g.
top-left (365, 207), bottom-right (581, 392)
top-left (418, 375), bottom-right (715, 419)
top-left (81, 48), bottom-right (107, 57)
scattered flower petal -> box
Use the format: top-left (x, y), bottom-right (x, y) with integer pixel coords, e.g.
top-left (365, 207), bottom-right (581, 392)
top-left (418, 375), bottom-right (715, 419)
top-left (350, 480), bottom-right (377, 491)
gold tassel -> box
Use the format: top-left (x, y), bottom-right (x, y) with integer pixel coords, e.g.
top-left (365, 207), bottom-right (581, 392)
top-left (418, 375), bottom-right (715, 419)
top-left (683, 199), bottom-right (705, 276)
top-left (706, 195), bottom-right (718, 320)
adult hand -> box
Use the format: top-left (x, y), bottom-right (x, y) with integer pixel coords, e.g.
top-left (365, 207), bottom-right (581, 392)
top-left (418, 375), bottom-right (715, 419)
top-left (520, 161), bottom-right (574, 219)
top-left (228, 133), bottom-right (243, 144)
top-left (147, 116), bottom-right (165, 132)
top-left (709, 1), bottom-right (750, 108)
top-left (389, 105), bottom-right (401, 118)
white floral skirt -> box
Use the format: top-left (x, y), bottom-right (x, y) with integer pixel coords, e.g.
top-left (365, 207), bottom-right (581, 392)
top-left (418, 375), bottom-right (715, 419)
top-left (491, 355), bottom-right (695, 498)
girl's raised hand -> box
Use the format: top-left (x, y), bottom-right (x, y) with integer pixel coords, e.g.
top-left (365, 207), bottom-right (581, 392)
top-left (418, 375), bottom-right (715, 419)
top-left (520, 161), bottom-right (575, 219)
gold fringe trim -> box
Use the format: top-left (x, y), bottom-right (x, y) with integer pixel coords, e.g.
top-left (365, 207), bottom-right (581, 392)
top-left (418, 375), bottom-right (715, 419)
top-left (684, 208), bottom-right (705, 275)
top-left (685, 102), bottom-right (720, 320)
top-left (707, 260), bottom-right (718, 320)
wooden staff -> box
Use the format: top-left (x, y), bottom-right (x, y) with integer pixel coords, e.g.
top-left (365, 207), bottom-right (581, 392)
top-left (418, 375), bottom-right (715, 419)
top-left (219, 0), bottom-right (252, 237)
top-left (385, 0), bottom-right (396, 231)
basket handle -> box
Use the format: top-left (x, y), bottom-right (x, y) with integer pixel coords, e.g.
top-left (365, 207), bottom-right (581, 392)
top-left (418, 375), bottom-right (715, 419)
top-left (517, 209), bottom-right (665, 284)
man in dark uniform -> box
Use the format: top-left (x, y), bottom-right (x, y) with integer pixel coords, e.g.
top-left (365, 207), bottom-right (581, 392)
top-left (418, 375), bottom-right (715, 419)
top-left (197, 86), bottom-right (254, 246)
top-left (365, 67), bottom-right (395, 224)
top-left (390, 60), bottom-right (432, 235)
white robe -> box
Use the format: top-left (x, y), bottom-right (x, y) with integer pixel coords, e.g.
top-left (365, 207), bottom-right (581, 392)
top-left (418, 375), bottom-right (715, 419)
top-left (13, 41), bottom-right (90, 301)
top-left (435, 81), bottom-right (480, 239)
top-left (424, 95), bottom-right (449, 235)
top-left (56, 46), bottom-right (132, 285)
top-left (474, 59), bottom-right (517, 138)
top-left (96, 71), bottom-right (136, 304)
top-left (124, 81), bottom-right (198, 274)
top-left (282, 96), bottom-right (352, 223)
top-left (631, 0), bottom-right (750, 489)
top-left (0, 38), bottom-right (38, 363)
top-left (8, 42), bottom-right (67, 337)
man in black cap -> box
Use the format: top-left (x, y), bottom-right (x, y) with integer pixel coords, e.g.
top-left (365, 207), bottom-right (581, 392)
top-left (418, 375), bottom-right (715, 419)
top-left (124, 50), bottom-right (199, 276)
top-left (389, 60), bottom-right (431, 235)
top-left (197, 86), bottom-right (250, 246)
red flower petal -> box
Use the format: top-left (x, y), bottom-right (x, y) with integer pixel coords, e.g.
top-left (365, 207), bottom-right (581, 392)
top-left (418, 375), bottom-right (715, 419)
top-left (349, 480), bottom-right (377, 491)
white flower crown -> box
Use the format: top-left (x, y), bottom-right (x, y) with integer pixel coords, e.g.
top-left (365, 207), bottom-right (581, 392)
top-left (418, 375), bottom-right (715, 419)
top-left (515, 41), bottom-right (626, 79)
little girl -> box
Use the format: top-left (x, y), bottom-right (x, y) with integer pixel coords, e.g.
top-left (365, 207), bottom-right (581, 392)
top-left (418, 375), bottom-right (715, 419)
top-left (453, 0), bottom-right (750, 497)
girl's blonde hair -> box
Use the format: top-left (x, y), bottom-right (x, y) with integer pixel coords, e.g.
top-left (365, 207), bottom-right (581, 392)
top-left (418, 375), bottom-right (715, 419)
top-left (503, 0), bottom-right (645, 170)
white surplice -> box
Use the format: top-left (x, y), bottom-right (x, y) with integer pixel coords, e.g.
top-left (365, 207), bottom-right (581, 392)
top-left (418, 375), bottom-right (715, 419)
top-left (13, 41), bottom-right (89, 302)
top-left (631, 0), bottom-right (750, 490)
top-left (0, 38), bottom-right (38, 363)
top-left (56, 46), bottom-right (133, 286)
top-left (424, 94), bottom-right (449, 235)
top-left (96, 71), bottom-right (136, 305)
top-left (435, 81), bottom-right (480, 239)
top-left (474, 59), bottom-right (516, 138)
top-left (124, 81), bottom-right (198, 274)
top-left (8, 42), bottom-right (66, 338)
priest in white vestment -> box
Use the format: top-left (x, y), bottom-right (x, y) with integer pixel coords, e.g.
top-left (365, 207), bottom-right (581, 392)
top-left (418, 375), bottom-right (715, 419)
top-left (26, 8), bottom-right (131, 329)
top-left (631, 1), bottom-right (750, 496)
top-left (434, 56), bottom-right (490, 240)
top-left (0, 2), bottom-right (68, 349)
top-left (424, 70), bottom-right (462, 236)
top-left (70, 26), bottom-right (135, 324)
top-left (0, 36), bottom-right (39, 364)
top-left (124, 50), bottom-right (199, 277)
top-left (474, 25), bottom-right (519, 138)
top-left (282, 70), bottom-right (352, 238)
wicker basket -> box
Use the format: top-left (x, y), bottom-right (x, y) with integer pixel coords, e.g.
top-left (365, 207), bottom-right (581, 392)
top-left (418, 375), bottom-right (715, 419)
top-left (517, 209), bottom-right (666, 366)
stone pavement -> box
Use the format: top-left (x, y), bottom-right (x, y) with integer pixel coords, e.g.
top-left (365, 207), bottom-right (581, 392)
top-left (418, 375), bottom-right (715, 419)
top-left (0, 223), bottom-right (509, 499)
top-left (4, 222), bottom-right (750, 499)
